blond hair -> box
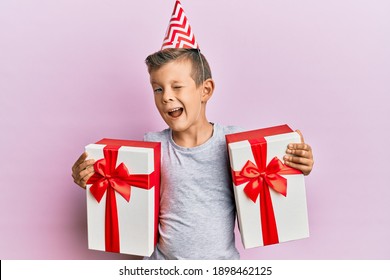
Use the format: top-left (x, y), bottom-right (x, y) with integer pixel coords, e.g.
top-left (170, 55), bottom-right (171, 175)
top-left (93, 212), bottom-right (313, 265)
top-left (145, 48), bottom-right (212, 87)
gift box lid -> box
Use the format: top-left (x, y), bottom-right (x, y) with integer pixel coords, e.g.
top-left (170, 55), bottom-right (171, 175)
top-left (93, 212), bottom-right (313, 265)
top-left (95, 138), bottom-right (160, 149)
top-left (226, 124), bottom-right (293, 143)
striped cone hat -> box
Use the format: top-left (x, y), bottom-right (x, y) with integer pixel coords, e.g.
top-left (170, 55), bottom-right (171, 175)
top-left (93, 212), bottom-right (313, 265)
top-left (161, 0), bottom-right (199, 50)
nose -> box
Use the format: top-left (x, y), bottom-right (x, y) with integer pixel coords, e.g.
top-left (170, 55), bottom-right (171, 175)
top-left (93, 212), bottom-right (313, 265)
top-left (162, 89), bottom-right (174, 103)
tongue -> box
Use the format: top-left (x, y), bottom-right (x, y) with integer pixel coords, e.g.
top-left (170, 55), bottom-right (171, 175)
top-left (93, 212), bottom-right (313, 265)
top-left (170, 108), bottom-right (183, 118)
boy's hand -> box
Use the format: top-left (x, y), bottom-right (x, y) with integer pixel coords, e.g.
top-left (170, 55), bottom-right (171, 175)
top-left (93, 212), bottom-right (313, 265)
top-left (71, 152), bottom-right (95, 189)
top-left (283, 130), bottom-right (314, 176)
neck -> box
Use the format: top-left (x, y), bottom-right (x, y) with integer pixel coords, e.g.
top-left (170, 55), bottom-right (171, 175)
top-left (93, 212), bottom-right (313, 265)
top-left (172, 121), bottom-right (214, 148)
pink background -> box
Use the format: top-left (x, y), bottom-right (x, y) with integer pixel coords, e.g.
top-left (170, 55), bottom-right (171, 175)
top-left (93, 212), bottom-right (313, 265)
top-left (1, 0), bottom-right (389, 259)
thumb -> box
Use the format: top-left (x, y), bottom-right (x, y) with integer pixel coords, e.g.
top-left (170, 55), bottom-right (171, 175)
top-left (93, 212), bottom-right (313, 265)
top-left (295, 129), bottom-right (305, 143)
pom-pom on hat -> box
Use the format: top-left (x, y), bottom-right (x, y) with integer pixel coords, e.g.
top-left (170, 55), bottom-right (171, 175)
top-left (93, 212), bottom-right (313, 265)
top-left (161, 0), bottom-right (199, 50)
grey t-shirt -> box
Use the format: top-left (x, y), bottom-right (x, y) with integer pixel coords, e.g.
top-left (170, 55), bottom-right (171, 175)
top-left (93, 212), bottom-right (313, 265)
top-left (144, 123), bottom-right (243, 260)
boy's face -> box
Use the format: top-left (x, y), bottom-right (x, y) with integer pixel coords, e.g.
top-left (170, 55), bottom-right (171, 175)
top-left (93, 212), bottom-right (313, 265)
top-left (150, 59), bottom-right (206, 133)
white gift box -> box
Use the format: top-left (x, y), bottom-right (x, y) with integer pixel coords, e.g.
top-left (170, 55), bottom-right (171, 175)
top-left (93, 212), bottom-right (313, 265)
top-left (226, 125), bottom-right (309, 249)
top-left (85, 138), bottom-right (160, 256)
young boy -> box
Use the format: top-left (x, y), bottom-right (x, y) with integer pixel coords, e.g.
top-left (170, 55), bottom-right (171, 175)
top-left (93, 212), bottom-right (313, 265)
top-left (72, 48), bottom-right (314, 259)
top-left (71, 1), bottom-right (314, 260)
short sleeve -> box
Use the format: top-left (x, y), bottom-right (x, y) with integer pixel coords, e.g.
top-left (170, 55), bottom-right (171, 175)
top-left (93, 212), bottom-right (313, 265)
top-left (225, 125), bottom-right (245, 135)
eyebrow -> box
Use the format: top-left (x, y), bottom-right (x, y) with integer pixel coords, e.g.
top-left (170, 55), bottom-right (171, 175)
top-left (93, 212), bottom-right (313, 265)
top-left (150, 79), bottom-right (183, 84)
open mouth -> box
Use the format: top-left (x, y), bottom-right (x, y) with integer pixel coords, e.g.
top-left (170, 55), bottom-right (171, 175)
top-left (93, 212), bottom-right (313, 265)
top-left (168, 107), bottom-right (183, 118)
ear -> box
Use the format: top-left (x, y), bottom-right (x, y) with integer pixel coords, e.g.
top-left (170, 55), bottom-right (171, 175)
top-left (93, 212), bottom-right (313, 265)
top-left (200, 78), bottom-right (215, 103)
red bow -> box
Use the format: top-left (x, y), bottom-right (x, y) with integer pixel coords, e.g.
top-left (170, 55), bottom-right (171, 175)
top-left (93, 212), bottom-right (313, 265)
top-left (233, 156), bottom-right (300, 203)
top-left (88, 159), bottom-right (131, 202)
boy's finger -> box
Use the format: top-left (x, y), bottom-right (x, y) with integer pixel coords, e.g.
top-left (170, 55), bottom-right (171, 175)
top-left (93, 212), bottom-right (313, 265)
top-left (78, 166), bottom-right (95, 180)
top-left (284, 155), bottom-right (312, 166)
top-left (78, 159), bottom-right (95, 172)
top-left (72, 152), bottom-right (88, 171)
top-left (284, 160), bottom-right (311, 175)
top-left (74, 166), bottom-right (95, 187)
top-left (286, 148), bottom-right (308, 158)
top-left (295, 129), bottom-right (305, 143)
top-left (288, 143), bottom-right (311, 151)
top-left (76, 152), bottom-right (88, 164)
top-left (80, 171), bottom-right (95, 188)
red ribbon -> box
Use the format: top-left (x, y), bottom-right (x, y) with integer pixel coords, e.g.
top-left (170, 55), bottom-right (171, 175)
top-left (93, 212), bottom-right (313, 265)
top-left (87, 145), bottom-right (155, 253)
top-left (232, 139), bottom-right (301, 246)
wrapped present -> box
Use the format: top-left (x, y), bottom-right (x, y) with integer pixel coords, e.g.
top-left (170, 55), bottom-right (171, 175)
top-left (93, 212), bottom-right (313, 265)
top-left (226, 124), bottom-right (309, 248)
top-left (85, 138), bottom-right (160, 256)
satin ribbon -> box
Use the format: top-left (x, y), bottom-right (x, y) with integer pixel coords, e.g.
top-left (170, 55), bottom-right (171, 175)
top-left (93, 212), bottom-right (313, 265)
top-left (87, 145), bottom-right (155, 253)
top-left (232, 139), bottom-right (301, 246)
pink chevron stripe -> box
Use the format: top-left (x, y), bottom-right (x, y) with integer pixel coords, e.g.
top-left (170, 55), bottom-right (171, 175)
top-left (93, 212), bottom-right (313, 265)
top-left (176, 34), bottom-right (196, 45)
top-left (163, 23), bottom-right (194, 47)
top-left (164, 25), bottom-right (191, 43)
top-left (162, 35), bottom-right (196, 49)
top-left (164, 29), bottom-right (194, 46)
top-left (166, 4), bottom-right (184, 30)
top-left (163, 16), bottom-right (189, 42)
top-left (171, 3), bottom-right (183, 21)
top-left (167, 14), bottom-right (187, 29)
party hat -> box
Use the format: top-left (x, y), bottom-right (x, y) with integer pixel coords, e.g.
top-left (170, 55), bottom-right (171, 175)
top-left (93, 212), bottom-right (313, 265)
top-left (161, 0), bottom-right (199, 50)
